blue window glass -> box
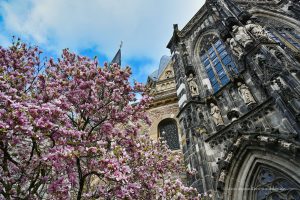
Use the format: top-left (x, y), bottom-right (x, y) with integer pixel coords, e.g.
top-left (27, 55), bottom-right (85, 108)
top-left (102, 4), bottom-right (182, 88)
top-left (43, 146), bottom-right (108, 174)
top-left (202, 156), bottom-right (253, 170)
top-left (204, 58), bottom-right (210, 66)
top-left (216, 44), bottom-right (225, 52)
top-left (219, 50), bottom-right (228, 58)
top-left (200, 40), bottom-right (239, 93)
top-left (280, 32), bottom-right (300, 49)
top-left (220, 75), bottom-right (230, 85)
top-left (208, 46), bottom-right (214, 55)
top-left (207, 69), bottom-right (215, 78)
top-left (209, 51), bottom-right (217, 60)
top-left (201, 54), bottom-right (208, 62)
top-left (292, 32), bottom-right (300, 40)
top-left (210, 76), bottom-right (218, 85)
top-left (266, 30), bottom-right (282, 45)
top-left (212, 57), bottom-right (219, 65)
top-left (205, 64), bottom-right (212, 70)
top-left (217, 70), bottom-right (226, 78)
top-left (214, 40), bottom-right (222, 47)
top-left (213, 83), bottom-right (220, 92)
top-left (222, 55), bottom-right (231, 65)
top-left (215, 63), bottom-right (223, 72)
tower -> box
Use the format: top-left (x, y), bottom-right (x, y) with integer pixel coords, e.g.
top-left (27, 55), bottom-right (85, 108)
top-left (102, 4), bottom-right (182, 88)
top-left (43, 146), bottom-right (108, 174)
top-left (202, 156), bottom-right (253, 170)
top-left (167, 0), bottom-right (300, 199)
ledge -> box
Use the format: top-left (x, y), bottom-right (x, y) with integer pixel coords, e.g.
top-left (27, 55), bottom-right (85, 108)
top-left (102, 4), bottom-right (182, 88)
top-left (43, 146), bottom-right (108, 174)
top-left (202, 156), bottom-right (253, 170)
top-left (204, 98), bottom-right (273, 143)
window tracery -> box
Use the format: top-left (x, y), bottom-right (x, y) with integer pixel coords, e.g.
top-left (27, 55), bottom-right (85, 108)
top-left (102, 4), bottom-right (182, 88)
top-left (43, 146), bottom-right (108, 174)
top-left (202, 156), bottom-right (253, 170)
top-left (200, 39), bottom-right (238, 93)
top-left (158, 119), bottom-right (180, 150)
top-left (253, 167), bottom-right (300, 200)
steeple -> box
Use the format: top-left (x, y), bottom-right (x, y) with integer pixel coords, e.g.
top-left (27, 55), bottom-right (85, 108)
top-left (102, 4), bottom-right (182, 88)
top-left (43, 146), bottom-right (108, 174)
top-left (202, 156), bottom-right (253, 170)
top-left (111, 41), bottom-right (122, 66)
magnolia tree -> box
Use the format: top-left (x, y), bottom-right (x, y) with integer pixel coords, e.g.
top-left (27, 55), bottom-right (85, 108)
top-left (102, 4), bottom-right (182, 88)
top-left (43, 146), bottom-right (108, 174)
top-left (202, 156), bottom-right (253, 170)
top-left (0, 41), bottom-right (199, 199)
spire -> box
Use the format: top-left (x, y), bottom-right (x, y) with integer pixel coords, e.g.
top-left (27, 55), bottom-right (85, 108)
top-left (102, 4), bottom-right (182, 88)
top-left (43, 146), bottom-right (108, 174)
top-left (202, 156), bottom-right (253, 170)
top-left (111, 41), bottom-right (122, 66)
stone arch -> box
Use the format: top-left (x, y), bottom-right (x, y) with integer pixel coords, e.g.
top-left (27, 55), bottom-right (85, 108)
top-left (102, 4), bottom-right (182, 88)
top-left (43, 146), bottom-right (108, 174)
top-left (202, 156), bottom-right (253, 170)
top-left (219, 136), bottom-right (300, 200)
top-left (191, 31), bottom-right (220, 93)
top-left (192, 31), bottom-right (219, 60)
top-left (250, 10), bottom-right (300, 52)
top-left (158, 118), bottom-right (180, 150)
top-left (146, 104), bottom-right (182, 148)
top-left (249, 9), bottom-right (300, 31)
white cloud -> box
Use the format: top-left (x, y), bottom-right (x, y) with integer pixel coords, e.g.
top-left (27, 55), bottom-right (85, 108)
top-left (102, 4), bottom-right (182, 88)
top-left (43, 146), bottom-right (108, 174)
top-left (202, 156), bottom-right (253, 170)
top-left (0, 0), bottom-right (205, 60)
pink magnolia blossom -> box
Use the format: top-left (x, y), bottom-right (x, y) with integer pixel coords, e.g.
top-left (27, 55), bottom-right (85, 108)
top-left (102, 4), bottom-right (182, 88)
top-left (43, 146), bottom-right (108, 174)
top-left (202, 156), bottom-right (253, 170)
top-left (0, 40), bottom-right (199, 199)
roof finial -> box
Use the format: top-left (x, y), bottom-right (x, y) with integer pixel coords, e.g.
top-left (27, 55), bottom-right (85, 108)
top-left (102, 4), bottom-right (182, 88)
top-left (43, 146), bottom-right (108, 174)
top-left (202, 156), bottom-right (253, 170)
top-left (120, 41), bottom-right (123, 49)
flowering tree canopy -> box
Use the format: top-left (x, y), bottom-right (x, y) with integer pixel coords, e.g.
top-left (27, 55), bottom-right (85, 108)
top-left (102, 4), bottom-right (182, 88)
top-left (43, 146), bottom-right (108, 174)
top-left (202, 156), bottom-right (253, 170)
top-left (0, 40), bottom-right (199, 199)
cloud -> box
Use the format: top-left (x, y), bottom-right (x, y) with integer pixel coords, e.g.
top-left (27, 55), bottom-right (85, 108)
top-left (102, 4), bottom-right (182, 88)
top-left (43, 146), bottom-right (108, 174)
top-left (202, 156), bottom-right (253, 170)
top-left (0, 0), bottom-right (205, 81)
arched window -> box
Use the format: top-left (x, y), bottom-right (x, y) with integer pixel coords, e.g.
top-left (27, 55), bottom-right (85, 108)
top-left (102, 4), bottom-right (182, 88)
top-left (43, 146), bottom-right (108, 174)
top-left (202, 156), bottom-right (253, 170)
top-left (267, 28), bottom-right (300, 50)
top-left (158, 119), bottom-right (180, 150)
top-left (200, 39), bottom-right (238, 93)
top-left (253, 166), bottom-right (300, 200)
top-left (256, 16), bottom-right (300, 51)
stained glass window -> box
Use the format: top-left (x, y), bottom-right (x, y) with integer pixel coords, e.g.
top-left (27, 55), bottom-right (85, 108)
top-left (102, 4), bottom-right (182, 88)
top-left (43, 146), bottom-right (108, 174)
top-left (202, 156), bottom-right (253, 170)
top-left (253, 167), bottom-right (300, 200)
top-left (279, 31), bottom-right (300, 49)
top-left (267, 29), bottom-right (300, 50)
top-left (200, 40), bottom-right (238, 93)
top-left (158, 119), bottom-right (180, 150)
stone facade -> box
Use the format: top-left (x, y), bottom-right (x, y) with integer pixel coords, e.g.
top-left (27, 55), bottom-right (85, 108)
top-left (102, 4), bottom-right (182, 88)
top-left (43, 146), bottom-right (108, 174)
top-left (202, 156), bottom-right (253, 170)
top-left (163, 0), bottom-right (300, 199)
top-left (146, 56), bottom-right (182, 150)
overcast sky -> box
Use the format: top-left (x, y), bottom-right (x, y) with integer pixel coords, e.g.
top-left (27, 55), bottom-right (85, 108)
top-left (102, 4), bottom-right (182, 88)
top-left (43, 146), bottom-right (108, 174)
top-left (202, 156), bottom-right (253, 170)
top-left (0, 0), bottom-right (205, 82)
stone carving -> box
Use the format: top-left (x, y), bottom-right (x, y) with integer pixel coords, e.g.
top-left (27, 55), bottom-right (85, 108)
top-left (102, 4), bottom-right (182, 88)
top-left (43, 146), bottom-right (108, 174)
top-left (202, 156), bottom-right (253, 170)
top-left (165, 70), bottom-right (172, 79)
top-left (258, 136), bottom-right (269, 142)
top-left (196, 126), bottom-right (207, 135)
top-left (279, 140), bottom-right (292, 149)
top-left (219, 170), bottom-right (226, 182)
top-left (232, 25), bottom-right (254, 48)
top-left (210, 103), bottom-right (224, 126)
top-left (224, 152), bottom-right (233, 162)
top-left (245, 20), bottom-right (270, 41)
top-left (234, 138), bottom-right (242, 146)
top-left (255, 53), bottom-right (267, 66)
top-left (187, 74), bottom-right (199, 96)
top-left (268, 47), bottom-right (288, 67)
top-left (237, 82), bottom-right (256, 106)
top-left (227, 38), bottom-right (244, 60)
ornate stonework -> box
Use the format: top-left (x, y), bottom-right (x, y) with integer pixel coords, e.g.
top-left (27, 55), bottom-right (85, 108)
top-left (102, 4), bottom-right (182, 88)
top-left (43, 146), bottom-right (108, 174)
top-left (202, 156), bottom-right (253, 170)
top-left (146, 57), bottom-right (182, 148)
top-left (164, 0), bottom-right (300, 198)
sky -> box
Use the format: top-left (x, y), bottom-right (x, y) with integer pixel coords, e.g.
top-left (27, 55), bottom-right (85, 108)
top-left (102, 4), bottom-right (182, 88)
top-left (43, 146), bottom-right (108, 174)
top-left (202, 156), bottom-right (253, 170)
top-left (0, 0), bottom-right (205, 83)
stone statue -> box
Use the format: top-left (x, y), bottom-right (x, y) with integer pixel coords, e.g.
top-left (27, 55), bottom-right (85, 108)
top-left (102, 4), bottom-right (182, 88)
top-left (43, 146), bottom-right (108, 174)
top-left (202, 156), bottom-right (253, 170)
top-left (237, 82), bottom-right (256, 105)
top-left (232, 25), bottom-right (254, 48)
top-left (165, 70), bottom-right (172, 79)
top-left (210, 103), bottom-right (224, 126)
top-left (225, 152), bottom-right (233, 162)
top-left (255, 53), bottom-right (267, 66)
top-left (227, 38), bottom-right (244, 60)
top-left (219, 170), bottom-right (226, 182)
top-left (268, 47), bottom-right (288, 66)
top-left (187, 74), bottom-right (199, 96)
top-left (245, 20), bottom-right (270, 41)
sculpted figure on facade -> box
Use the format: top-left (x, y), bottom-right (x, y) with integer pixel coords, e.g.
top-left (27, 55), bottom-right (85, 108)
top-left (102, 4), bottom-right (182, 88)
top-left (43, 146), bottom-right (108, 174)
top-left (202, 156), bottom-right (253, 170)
top-left (232, 25), bottom-right (254, 48)
top-left (227, 38), bottom-right (244, 60)
top-left (187, 73), bottom-right (199, 96)
top-left (245, 20), bottom-right (270, 41)
top-left (255, 53), bottom-right (267, 66)
top-left (210, 103), bottom-right (224, 126)
top-left (219, 170), bottom-right (226, 182)
top-left (225, 152), bottom-right (233, 162)
top-left (237, 82), bottom-right (256, 105)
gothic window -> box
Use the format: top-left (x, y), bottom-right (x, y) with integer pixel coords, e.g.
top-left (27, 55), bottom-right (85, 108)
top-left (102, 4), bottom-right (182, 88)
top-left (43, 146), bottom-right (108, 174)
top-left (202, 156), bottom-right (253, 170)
top-left (267, 28), bottom-right (300, 50)
top-left (253, 167), bottom-right (300, 200)
top-left (158, 119), bottom-right (180, 150)
top-left (200, 39), bottom-right (238, 93)
top-left (266, 30), bottom-right (283, 46)
top-left (278, 31), bottom-right (300, 49)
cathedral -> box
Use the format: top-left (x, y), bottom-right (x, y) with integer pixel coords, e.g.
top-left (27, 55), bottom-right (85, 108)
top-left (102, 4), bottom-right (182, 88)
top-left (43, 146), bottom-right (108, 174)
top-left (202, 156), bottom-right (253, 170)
top-left (146, 0), bottom-right (300, 199)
